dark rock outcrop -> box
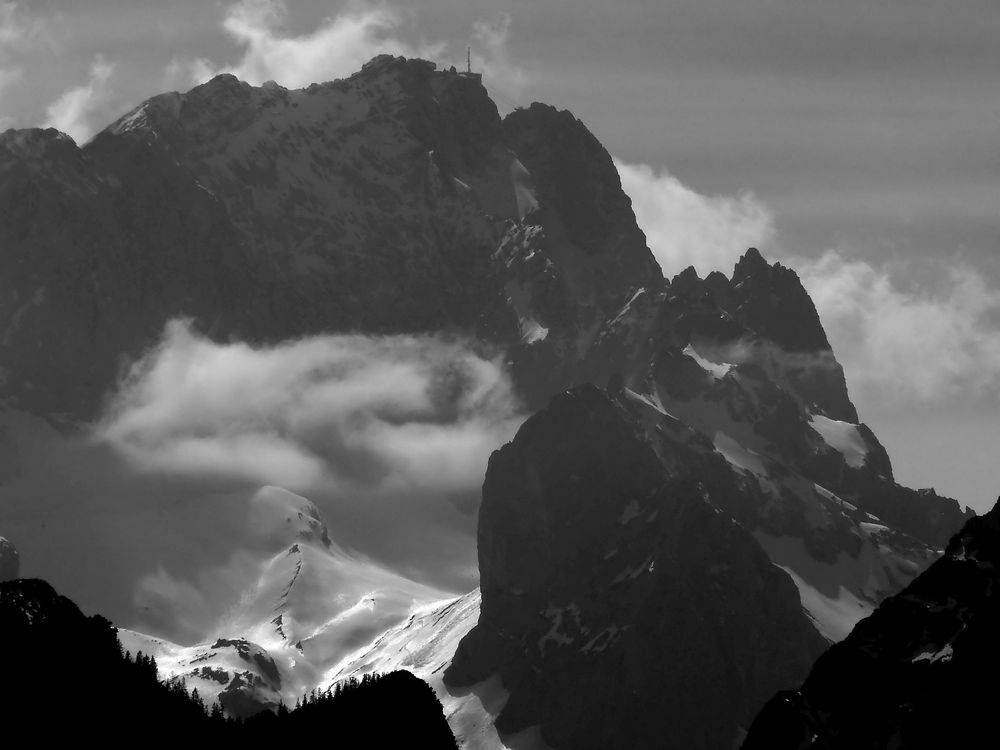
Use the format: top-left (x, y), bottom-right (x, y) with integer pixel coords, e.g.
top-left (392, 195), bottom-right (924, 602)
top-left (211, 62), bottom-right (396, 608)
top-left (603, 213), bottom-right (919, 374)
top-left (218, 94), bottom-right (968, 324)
top-left (0, 577), bottom-right (457, 746)
top-left (743, 500), bottom-right (1000, 750)
top-left (447, 385), bottom-right (826, 749)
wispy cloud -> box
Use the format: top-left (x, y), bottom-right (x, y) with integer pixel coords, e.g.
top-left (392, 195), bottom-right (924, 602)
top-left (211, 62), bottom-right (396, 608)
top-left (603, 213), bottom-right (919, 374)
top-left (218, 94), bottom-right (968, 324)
top-left (93, 321), bottom-right (524, 593)
top-left (0, 1), bottom-right (45, 50)
top-left (470, 12), bottom-right (528, 104)
top-left (165, 1), bottom-right (527, 100)
top-left (615, 158), bottom-right (775, 278)
top-left (0, 1), bottom-right (48, 127)
top-left (42, 56), bottom-right (116, 144)
top-left (172, 0), bottom-right (442, 89)
top-left (618, 157), bottom-right (1000, 404)
top-left (798, 250), bottom-right (1000, 403)
top-left (96, 320), bottom-right (522, 494)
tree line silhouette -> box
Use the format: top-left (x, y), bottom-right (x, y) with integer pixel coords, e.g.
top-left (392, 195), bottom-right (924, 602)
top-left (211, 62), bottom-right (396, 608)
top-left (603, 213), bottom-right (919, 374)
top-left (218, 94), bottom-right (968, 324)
top-left (1, 578), bottom-right (457, 747)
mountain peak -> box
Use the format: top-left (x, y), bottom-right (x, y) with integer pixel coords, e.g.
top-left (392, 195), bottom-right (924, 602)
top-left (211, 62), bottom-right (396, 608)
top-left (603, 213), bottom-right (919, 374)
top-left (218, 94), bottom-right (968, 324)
top-left (0, 127), bottom-right (78, 159)
top-left (732, 246), bottom-right (770, 283)
top-left (727, 248), bottom-right (833, 353)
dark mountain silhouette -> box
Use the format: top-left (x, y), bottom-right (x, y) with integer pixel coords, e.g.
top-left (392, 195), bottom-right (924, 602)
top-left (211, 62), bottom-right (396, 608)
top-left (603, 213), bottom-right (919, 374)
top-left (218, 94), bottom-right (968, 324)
top-left (742, 499), bottom-right (1000, 750)
top-left (0, 577), bottom-right (457, 747)
top-left (446, 384), bottom-right (826, 748)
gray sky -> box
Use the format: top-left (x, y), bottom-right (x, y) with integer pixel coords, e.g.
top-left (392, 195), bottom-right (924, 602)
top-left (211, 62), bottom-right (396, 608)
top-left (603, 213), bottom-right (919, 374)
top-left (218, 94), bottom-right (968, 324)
top-left (2, 0), bottom-right (998, 511)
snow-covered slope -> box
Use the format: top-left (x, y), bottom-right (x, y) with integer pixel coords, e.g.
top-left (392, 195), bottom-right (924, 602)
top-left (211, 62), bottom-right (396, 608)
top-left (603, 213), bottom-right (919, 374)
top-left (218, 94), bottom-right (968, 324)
top-left (114, 487), bottom-right (522, 747)
top-left (118, 486), bottom-right (451, 717)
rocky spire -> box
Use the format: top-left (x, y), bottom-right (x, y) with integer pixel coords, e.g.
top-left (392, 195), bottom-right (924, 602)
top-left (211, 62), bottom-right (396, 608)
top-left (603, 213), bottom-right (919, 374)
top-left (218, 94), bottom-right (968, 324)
top-left (728, 247), bottom-right (832, 352)
top-left (732, 246), bottom-right (771, 283)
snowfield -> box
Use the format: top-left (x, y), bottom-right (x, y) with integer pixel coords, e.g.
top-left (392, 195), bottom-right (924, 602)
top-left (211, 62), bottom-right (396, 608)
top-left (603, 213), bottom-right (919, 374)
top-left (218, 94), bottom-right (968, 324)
top-left (808, 414), bottom-right (868, 468)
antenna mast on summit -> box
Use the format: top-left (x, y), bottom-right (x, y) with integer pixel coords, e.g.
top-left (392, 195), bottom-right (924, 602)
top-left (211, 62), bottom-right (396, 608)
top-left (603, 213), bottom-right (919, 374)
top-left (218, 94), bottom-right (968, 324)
top-left (467, 46), bottom-right (471, 74)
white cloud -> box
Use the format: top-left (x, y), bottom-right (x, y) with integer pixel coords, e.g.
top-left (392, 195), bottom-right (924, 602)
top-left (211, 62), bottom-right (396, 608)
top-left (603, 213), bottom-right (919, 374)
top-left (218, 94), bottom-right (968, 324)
top-left (163, 56), bottom-right (216, 91)
top-left (0, 1), bottom-right (48, 125)
top-left (470, 13), bottom-right (528, 104)
top-left (42, 56), bottom-right (115, 144)
top-left (96, 319), bottom-right (523, 499)
top-left (0, 1), bottom-right (44, 50)
top-left (799, 250), bottom-right (1000, 403)
top-left (92, 321), bottom-right (524, 595)
top-left (183, 0), bottom-right (442, 88)
top-left (618, 156), bottom-right (1000, 404)
top-left (615, 158), bottom-right (776, 278)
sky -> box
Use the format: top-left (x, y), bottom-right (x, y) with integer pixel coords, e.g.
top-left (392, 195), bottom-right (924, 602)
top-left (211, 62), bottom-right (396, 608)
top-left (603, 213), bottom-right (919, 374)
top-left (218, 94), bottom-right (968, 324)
top-left (1, 0), bottom-right (998, 512)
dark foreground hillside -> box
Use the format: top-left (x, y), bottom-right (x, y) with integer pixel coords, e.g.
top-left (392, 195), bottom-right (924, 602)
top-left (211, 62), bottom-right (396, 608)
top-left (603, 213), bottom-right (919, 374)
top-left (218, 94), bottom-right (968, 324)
top-left (0, 578), bottom-right (457, 747)
top-left (743, 499), bottom-right (1000, 750)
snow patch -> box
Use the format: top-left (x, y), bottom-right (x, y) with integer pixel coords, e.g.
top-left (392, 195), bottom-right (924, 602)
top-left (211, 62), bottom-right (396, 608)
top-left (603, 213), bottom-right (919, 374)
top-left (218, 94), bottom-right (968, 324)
top-left (713, 432), bottom-right (768, 477)
top-left (808, 414), bottom-right (868, 468)
top-left (859, 522), bottom-right (890, 537)
top-left (537, 603), bottom-right (580, 654)
top-left (618, 500), bottom-right (641, 525)
top-left (813, 484), bottom-right (858, 512)
top-left (912, 643), bottom-right (954, 664)
top-left (774, 563), bottom-right (872, 643)
top-left (682, 344), bottom-right (734, 380)
top-left (519, 317), bottom-right (549, 344)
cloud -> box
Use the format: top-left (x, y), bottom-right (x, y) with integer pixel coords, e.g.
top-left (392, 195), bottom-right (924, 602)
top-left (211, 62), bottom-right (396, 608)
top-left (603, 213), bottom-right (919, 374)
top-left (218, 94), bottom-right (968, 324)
top-left (163, 56), bottom-right (216, 92)
top-left (0, 1), bottom-right (48, 125)
top-left (617, 155), bottom-right (1000, 404)
top-left (470, 13), bottom-right (528, 104)
top-left (0, 1), bottom-right (45, 50)
top-left (97, 320), bottom-right (522, 494)
top-left (176, 0), bottom-right (442, 89)
top-left (0, 66), bottom-right (19, 111)
top-left (92, 321), bottom-right (524, 596)
top-left (42, 56), bottom-right (116, 144)
top-left (615, 158), bottom-right (776, 278)
top-left (798, 251), bottom-right (1000, 403)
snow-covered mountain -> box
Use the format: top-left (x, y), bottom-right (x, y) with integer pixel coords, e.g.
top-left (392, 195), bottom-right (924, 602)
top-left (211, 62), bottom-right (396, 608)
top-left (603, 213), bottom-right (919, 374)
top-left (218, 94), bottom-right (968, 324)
top-left (0, 54), bottom-right (976, 750)
top-left (119, 486), bottom-right (452, 716)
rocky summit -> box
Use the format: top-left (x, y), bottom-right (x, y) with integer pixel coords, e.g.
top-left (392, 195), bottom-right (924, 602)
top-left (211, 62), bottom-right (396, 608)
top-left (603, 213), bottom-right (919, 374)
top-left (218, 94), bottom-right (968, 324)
top-left (0, 55), bottom-right (659, 418)
top-left (447, 385), bottom-right (826, 749)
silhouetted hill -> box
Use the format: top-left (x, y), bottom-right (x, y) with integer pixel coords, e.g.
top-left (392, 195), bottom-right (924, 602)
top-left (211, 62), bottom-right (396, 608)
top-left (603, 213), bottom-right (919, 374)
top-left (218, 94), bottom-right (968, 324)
top-left (742, 499), bottom-right (1000, 749)
top-left (0, 578), bottom-right (457, 747)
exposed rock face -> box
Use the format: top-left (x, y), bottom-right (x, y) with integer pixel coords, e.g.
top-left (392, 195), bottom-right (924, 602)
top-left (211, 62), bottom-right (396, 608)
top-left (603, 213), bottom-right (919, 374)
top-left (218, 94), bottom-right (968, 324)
top-left (0, 55), bottom-right (660, 419)
top-left (447, 385), bottom-right (827, 749)
top-left (0, 56), bottom-right (971, 562)
top-left (743, 499), bottom-right (1000, 750)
